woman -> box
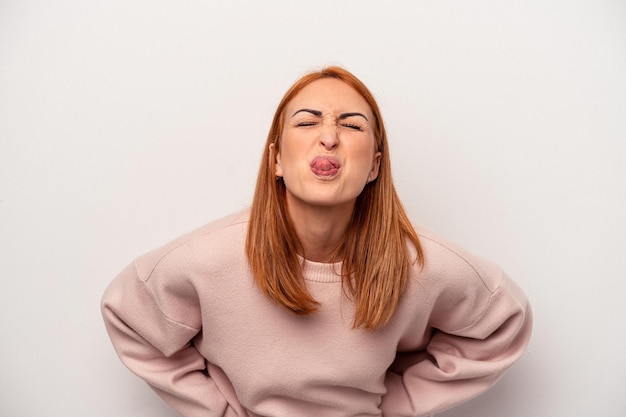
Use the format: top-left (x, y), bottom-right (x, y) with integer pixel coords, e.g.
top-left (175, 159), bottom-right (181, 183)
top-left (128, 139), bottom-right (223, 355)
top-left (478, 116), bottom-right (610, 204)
top-left (102, 66), bottom-right (532, 417)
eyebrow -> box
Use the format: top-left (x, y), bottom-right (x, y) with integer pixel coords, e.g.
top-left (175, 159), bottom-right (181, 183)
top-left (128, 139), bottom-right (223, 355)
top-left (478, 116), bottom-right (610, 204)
top-left (291, 108), bottom-right (369, 121)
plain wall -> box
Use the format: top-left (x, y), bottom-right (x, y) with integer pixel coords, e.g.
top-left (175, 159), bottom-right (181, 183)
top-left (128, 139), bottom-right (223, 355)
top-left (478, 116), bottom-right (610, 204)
top-left (1, 1), bottom-right (625, 416)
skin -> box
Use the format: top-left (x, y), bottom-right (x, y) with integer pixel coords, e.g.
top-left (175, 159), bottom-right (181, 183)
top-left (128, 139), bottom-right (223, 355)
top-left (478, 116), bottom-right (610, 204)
top-left (273, 78), bottom-right (381, 262)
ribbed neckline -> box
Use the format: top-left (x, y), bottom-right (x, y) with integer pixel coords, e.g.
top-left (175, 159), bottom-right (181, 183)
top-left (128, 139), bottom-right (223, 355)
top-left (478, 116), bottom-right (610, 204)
top-left (301, 258), bottom-right (343, 283)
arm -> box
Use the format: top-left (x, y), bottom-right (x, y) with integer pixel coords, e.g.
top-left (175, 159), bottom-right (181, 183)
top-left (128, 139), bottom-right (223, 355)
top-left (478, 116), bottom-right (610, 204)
top-left (101, 261), bottom-right (238, 417)
top-left (381, 270), bottom-right (532, 417)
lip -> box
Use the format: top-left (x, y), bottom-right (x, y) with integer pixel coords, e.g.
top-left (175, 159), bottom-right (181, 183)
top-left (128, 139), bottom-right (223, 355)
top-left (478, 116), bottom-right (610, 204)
top-left (310, 156), bottom-right (341, 178)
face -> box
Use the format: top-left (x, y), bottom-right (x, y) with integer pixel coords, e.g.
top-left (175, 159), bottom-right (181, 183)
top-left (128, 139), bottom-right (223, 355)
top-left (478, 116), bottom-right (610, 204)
top-left (274, 78), bottom-right (381, 213)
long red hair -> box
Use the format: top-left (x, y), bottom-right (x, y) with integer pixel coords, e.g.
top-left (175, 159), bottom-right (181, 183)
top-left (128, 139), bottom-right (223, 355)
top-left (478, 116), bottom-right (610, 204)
top-left (246, 66), bottom-right (422, 330)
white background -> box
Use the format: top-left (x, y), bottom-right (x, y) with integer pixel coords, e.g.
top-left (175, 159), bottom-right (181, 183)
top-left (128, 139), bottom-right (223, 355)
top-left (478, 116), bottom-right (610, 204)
top-left (1, 1), bottom-right (625, 416)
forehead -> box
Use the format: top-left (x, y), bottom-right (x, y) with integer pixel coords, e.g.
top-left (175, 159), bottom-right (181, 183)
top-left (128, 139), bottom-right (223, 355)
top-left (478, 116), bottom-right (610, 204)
top-left (285, 78), bottom-right (372, 117)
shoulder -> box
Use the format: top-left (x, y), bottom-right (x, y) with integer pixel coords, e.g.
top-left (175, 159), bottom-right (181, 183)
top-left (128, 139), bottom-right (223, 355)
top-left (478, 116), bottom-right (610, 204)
top-left (408, 224), bottom-right (506, 332)
top-left (413, 224), bottom-right (503, 293)
top-left (133, 209), bottom-right (250, 282)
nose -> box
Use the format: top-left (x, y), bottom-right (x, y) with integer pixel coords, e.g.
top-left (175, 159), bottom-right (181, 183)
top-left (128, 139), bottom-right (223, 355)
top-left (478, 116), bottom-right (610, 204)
top-left (320, 121), bottom-right (339, 150)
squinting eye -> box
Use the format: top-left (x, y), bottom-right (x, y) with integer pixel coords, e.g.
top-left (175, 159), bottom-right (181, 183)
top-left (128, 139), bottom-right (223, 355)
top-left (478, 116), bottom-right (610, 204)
top-left (341, 123), bottom-right (363, 131)
top-left (296, 121), bottom-right (318, 127)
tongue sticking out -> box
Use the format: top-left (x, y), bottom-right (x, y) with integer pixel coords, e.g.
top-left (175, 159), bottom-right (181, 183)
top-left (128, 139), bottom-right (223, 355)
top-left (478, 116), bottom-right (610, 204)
top-left (311, 157), bottom-right (340, 177)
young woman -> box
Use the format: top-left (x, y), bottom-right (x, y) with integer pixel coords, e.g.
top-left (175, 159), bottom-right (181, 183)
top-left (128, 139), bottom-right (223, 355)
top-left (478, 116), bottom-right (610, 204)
top-left (102, 66), bottom-right (532, 417)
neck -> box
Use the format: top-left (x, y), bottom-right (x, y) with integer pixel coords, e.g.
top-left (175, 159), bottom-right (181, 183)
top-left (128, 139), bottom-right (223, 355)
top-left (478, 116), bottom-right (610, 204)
top-left (286, 198), bottom-right (354, 263)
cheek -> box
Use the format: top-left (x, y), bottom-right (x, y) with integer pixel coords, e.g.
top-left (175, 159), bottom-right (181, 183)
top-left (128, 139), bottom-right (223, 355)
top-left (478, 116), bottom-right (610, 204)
top-left (275, 148), bottom-right (299, 180)
top-left (352, 142), bottom-right (377, 167)
top-left (278, 136), bottom-right (308, 170)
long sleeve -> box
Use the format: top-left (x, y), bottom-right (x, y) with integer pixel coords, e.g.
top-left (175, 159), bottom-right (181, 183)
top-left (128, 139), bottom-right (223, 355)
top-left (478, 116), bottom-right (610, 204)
top-left (101, 261), bottom-right (241, 417)
top-left (102, 213), bottom-right (531, 417)
top-left (380, 234), bottom-right (533, 417)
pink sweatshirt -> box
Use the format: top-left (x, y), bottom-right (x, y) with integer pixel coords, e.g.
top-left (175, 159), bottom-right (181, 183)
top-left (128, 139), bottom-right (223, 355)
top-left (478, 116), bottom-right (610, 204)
top-left (101, 210), bottom-right (532, 417)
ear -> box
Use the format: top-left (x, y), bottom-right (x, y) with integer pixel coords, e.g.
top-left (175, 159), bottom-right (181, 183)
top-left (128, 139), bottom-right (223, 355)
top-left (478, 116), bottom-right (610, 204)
top-left (270, 143), bottom-right (283, 177)
top-left (368, 151), bottom-right (382, 182)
